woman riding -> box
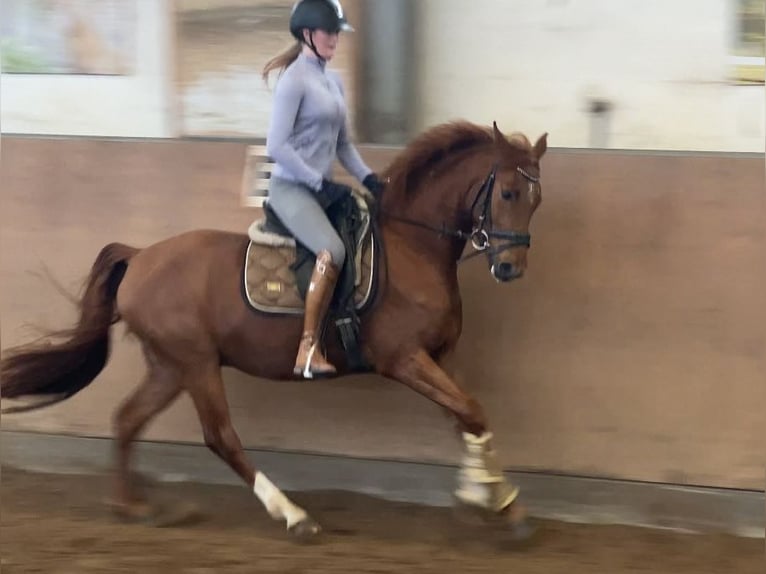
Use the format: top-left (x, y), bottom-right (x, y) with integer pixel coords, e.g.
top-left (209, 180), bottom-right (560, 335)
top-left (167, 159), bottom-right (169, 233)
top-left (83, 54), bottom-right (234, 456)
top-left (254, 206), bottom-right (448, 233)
top-left (261, 0), bottom-right (385, 379)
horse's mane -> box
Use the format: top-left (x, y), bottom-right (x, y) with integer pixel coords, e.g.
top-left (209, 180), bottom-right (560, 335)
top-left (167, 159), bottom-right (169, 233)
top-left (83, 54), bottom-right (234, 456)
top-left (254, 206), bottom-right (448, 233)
top-left (382, 121), bottom-right (494, 198)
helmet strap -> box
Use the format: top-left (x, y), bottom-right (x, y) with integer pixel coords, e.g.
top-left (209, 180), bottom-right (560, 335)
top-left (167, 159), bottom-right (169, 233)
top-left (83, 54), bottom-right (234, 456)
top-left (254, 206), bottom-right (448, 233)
top-left (305, 31), bottom-right (325, 63)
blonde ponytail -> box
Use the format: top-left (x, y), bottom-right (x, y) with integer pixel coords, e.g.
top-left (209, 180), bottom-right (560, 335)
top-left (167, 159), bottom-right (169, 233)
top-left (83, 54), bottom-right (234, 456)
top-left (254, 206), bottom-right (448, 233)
top-left (262, 42), bottom-right (302, 84)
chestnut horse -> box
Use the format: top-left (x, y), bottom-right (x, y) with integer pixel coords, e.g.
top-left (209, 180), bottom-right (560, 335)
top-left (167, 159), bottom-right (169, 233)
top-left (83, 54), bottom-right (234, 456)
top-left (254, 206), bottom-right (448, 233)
top-left (1, 121), bottom-right (547, 541)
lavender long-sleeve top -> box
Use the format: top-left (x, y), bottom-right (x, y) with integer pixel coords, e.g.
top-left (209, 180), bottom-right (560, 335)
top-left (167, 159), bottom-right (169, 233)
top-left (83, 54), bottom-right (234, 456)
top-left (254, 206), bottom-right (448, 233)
top-left (266, 53), bottom-right (373, 192)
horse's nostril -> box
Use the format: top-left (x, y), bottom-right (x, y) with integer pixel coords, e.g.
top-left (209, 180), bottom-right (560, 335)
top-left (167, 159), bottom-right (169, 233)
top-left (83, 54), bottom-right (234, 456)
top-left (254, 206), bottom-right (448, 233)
top-left (492, 262), bottom-right (516, 281)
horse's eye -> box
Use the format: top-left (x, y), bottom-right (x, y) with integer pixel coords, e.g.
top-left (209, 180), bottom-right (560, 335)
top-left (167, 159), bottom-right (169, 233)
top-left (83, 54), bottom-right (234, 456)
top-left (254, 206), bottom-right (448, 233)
top-left (501, 189), bottom-right (517, 201)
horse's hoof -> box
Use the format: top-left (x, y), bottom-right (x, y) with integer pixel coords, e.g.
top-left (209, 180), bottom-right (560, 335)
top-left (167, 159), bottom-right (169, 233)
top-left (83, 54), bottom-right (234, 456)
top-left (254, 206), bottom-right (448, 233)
top-left (499, 507), bottom-right (541, 550)
top-left (107, 498), bottom-right (202, 528)
top-left (107, 498), bottom-right (155, 523)
top-left (288, 517), bottom-right (322, 542)
top-left (452, 497), bottom-right (540, 548)
top-left (506, 515), bottom-right (538, 543)
top-left (150, 501), bottom-right (204, 528)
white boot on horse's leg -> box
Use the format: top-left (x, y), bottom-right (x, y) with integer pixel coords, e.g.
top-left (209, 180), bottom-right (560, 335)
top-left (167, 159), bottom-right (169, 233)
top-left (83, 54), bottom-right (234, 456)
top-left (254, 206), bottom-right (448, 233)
top-left (253, 471), bottom-right (321, 540)
top-left (454, 431), bottom-right (537, 542)
top-left (455, 431), bottom-right (519, 511)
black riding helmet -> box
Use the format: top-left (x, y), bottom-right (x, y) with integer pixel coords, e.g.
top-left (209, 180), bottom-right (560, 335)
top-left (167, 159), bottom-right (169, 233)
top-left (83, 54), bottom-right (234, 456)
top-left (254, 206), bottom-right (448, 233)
top-left (290, 0), bottom-right (354, 43)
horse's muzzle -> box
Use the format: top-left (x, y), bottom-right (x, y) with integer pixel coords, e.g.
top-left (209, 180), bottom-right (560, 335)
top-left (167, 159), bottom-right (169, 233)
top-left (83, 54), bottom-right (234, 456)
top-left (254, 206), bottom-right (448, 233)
top-left (491, 262), bottom-right (524, 282)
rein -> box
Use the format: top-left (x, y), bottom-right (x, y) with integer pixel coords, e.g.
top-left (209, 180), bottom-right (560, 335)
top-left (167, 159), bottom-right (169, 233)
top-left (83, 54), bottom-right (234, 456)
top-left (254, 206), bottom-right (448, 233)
top-left (379, 165), bottom-right (539, 263)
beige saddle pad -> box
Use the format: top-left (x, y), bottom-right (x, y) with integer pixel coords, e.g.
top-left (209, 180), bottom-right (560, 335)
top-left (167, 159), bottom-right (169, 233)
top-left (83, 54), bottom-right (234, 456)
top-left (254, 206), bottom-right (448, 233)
top-left (243, 210), bottom-right (377, 316)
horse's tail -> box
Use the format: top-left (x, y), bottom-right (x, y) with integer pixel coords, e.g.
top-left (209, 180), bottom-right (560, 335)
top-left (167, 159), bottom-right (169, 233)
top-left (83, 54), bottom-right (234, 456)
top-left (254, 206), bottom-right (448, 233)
top-left (0, 242), bottom-right (139, 414)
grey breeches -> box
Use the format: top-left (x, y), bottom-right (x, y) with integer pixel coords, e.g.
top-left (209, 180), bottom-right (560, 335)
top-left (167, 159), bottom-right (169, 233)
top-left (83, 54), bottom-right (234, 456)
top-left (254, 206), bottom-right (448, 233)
top-left (266, 176), bottom-right (346, 265)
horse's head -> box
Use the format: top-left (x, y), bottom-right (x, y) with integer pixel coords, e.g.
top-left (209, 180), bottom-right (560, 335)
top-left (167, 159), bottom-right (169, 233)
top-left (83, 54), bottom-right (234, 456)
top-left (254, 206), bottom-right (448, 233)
top-left (380, 120), bottom-right (547, 282)
top-left (468, 122), bottom-right (547, 282)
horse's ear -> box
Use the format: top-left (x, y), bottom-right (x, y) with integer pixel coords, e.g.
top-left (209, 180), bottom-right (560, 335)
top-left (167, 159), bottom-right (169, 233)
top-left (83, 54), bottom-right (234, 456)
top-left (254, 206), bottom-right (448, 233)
top-left (534, 133), bottom-right (548, 158)
top-left (492, 121), bottom-right (505, 143)
top-left (493, 121), bottom-right (531, 156)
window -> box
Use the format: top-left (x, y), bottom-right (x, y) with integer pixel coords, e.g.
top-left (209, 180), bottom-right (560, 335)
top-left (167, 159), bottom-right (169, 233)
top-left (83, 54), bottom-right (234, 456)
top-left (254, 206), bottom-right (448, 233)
top-left (732, 0), bottom-right (765, 83)
top-left (0, 0), bottom-right (136, 75)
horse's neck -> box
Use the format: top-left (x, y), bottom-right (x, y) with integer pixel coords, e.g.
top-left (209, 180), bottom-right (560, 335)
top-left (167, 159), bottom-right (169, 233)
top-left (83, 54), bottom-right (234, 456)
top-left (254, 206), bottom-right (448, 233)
top-left (382, 155), bottom-right (483, 270)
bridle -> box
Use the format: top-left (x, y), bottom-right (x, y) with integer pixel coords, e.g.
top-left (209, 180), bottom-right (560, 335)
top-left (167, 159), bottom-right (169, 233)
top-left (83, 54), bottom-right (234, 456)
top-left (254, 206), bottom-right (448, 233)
top-left (381, 164), bottom-right (541, 266)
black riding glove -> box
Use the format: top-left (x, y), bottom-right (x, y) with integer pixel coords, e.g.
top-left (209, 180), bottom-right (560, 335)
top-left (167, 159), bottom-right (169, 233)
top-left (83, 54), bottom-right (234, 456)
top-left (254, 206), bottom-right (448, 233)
top-left (317, 178), bottom-right (352, 209)
top-left (362, 173), bottom-right (386, 200)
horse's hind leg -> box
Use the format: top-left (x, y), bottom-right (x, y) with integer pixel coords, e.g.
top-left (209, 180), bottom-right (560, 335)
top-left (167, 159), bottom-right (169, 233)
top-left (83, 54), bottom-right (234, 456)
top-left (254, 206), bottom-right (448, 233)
top-left (111, 344), bottom-right (182, 519)
top-left (185, 359), bottom-right (320, 539)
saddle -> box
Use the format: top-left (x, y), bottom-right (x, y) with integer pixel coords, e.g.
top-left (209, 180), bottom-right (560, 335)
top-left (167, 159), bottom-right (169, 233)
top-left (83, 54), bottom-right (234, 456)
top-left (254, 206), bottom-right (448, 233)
top-left (242, 192), bottom-right (379, 372)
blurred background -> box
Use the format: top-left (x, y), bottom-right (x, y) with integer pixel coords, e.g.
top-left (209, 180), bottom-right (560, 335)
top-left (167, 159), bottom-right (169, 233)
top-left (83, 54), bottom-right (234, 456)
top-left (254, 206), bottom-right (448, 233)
top-left (1, 0), bottom-right (763, 151)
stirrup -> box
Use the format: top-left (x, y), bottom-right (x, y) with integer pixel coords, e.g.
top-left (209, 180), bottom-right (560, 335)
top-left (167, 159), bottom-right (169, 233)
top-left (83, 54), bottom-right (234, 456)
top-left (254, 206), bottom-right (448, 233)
top-left (293, 335), bottom-right (336, 379)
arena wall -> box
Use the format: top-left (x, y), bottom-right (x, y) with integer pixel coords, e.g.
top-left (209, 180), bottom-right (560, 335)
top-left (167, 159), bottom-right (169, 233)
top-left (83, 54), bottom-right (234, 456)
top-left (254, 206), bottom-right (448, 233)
top-left (2, 136), bottom-right (763, 491)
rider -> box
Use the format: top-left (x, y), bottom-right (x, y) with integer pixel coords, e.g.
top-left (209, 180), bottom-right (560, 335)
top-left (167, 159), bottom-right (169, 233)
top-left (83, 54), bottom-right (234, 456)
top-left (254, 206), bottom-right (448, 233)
top-left (262, 0), bottom-right (385, 379)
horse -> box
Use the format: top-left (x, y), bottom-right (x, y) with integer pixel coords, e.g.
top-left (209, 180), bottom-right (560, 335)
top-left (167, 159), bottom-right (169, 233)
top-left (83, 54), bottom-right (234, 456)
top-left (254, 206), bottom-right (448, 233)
top-left (0, 120), bottom-right (547, 542)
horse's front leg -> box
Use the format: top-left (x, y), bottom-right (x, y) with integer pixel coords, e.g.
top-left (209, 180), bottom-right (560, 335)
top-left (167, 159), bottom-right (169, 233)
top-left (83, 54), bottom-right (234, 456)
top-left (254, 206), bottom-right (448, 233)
top-left (386, 348), bottom-right (534, 539)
